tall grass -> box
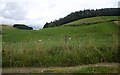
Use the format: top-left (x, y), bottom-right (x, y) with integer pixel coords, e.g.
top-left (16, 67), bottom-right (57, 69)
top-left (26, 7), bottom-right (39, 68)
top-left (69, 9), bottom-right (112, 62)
top-left (2, 17), bottom-right (119, 67)
top-left (2, 35), bottom-right (118, 67)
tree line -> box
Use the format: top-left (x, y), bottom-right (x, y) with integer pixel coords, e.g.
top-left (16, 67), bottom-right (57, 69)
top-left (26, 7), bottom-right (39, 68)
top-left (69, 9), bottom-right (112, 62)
top-left (43, 8), bottom-right (120, 28)
top-left (13, 24), bottom-right (33, 30)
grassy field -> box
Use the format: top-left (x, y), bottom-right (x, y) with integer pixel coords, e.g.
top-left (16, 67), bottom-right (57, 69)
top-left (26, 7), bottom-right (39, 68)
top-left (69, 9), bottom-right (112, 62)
top-left (2, 16), bottom-right (119, 71)
top-left (63, 16), bottom-right (118, 26)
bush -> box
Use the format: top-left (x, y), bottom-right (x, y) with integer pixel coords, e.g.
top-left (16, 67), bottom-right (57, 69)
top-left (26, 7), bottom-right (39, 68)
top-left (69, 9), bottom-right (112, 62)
top-left (13, 24), bottom-right (33, 30)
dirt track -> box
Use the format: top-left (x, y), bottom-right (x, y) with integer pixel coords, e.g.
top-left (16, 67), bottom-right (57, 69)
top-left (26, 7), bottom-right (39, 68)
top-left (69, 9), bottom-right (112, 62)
top-left (2, 63), bottom-right (118, 73)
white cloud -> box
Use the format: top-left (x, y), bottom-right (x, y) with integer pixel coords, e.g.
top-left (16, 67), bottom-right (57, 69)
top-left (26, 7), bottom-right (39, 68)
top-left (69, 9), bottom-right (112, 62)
top-left (0, 2), bottom-right (27, 20)
top-left (0, 0), bottom-right (119, 29)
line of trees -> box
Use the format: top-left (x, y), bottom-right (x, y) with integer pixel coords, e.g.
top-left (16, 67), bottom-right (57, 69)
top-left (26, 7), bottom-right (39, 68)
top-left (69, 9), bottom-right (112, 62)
top-left (43, 8), bottom-right (120, 28)
top-left (13, 24), bottom-right (33, 30)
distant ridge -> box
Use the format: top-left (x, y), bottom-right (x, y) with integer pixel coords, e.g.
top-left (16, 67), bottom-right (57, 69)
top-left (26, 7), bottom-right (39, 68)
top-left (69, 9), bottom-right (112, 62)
top-left (43, 8), bottom-right (120, 28)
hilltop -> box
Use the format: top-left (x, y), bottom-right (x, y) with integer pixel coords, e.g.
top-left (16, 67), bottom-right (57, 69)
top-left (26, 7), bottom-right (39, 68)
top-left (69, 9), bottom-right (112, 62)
top-left (43, 8), bottom-right (119, 28)
top-left (63, 16), bottom-right (118, 27)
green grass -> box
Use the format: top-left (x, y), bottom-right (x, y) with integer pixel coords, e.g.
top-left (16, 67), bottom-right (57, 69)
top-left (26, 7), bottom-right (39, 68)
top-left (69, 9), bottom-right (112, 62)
top-left (63, 16), bottom-right (118, 26)
top-left (73, 66), bottom-right (118, 73)
top-left (29, 63), bottom-right (118, 73)
top-left (2, 16), bottom-right (119, 68)
top-left (44, 66), bottom-right (118, 73)
top-left (2, 63), bottom-right (118, 73)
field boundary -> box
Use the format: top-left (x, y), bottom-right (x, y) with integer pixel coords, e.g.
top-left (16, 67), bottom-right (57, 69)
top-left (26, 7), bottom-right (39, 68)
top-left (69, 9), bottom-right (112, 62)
top-left (2, 63), bottom-right (119, 73)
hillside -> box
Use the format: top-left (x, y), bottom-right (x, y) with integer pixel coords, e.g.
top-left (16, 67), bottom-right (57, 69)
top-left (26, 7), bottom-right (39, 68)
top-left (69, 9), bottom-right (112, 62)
top-left (63, 16), bottom-right (118, 26)
top-left (43, 8), bottom-right (120, 28)
top-left (2, 16), bottom-right (119, 69)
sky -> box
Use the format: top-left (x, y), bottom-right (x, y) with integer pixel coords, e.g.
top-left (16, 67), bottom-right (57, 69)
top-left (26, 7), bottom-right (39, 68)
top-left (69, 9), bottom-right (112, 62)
top-left (0, 0), bottom-right (119, 29)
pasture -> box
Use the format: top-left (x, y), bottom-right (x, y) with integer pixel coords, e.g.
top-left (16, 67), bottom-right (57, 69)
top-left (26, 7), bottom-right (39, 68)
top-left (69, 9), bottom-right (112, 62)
top-left (2, 16), bottom-right (119, 73)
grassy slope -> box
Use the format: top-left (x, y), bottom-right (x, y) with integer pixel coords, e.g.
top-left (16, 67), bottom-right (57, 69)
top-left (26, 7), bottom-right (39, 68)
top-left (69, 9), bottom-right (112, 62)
top-left (63, 16), bottom-right (118, 26)
top-left (2, 16), bottom-right (119, 68)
